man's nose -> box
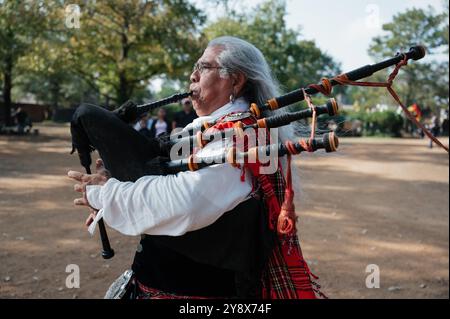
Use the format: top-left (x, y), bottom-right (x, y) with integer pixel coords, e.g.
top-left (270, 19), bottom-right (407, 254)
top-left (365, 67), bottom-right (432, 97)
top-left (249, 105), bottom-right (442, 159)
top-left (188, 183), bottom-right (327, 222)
top-left (190, 69), bottom-right (199, 83)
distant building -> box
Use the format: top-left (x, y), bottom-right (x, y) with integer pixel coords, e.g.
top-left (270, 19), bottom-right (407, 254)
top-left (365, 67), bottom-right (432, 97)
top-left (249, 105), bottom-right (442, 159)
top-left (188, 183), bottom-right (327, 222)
top-left (0, 99), bottom-right (50, 123)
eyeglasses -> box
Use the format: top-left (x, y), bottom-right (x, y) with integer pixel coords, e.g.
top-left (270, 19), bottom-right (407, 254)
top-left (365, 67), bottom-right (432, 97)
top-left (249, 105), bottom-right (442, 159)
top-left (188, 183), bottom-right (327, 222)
top-left (192, 62), bottom-right (224, 74)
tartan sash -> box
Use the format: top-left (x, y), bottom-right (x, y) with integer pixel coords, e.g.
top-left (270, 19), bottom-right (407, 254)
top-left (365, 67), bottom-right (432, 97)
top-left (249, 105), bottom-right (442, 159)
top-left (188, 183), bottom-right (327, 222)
top-left (211, 112), bottom-right (323, 299)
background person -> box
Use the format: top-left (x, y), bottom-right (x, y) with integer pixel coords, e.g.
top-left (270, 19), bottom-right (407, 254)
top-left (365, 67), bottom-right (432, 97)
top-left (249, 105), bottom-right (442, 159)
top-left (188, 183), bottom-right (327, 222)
top-left (172, 98), bottom-right (198, 130)
top-left (149, 108), bottom-right (170, 137)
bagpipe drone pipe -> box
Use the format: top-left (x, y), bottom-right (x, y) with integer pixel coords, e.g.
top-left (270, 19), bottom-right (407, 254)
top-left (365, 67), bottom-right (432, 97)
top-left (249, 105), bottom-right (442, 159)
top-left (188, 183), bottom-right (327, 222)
top-left (154, 132), bottom-right (339, 175)
top-left (70, 45), bottom-right (426, 258)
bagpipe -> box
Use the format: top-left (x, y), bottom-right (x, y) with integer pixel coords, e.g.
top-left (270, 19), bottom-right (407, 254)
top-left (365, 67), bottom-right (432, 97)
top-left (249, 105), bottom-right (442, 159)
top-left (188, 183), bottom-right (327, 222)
top-left (157, 132), bottom-right (338, 175)
top-left (71, 45), bottom-right (436, 259)
top-left (162, 98), bottom-right (338, 153)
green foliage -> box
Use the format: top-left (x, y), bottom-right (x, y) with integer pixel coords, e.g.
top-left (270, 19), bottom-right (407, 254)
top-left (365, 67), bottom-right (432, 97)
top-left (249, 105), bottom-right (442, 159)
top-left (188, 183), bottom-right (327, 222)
top-left (0, 1), bottom-right (49, 124)
top-left (369, 7), bottom-right (446, 58)
top-left (344, 72), bottom-right (392, 111)
top-left (65, 0), bottom-right (206, 106)
top-left (13, 1), bottom-right (95, 110)
top-left (336, 109), bottom-right (404, 137)
top-left (362, 110), bottom-right (404, 137)
top-left (0, 2), bottom-right (47, 72)
top-left (366, 6), bottom-right (449, 116)
top-left (443, 1), bottom-right (449, 53)
top-left (203, 0), bottom-right (341, 95)
top-left (319, 108), bottom-right (404, 137)
top-left (3, 1), bottom-right (208, 113)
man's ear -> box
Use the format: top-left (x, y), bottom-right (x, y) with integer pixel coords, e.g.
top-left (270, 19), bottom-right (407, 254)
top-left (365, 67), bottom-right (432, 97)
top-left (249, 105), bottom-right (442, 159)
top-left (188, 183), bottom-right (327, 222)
top-left (232, 72), bottom-right (247, 96)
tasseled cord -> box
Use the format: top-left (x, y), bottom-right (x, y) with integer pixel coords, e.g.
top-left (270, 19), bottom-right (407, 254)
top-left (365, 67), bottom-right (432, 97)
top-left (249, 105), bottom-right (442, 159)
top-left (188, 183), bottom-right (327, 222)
top-left (277, 154), bottom-right (298, 235)
top-left (277, 90), bottom-right (317, 235)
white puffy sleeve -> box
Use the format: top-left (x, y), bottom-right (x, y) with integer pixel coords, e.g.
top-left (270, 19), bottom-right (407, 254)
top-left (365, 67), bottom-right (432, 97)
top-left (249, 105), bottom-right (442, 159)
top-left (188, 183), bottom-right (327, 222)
top-left (86, 163), bottom-right (252, 236)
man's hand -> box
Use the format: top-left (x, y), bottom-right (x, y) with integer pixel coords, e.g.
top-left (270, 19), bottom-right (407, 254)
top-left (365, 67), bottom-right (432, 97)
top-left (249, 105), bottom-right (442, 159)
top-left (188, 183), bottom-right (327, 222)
top-left (68, 159), bottom-right (111, 226)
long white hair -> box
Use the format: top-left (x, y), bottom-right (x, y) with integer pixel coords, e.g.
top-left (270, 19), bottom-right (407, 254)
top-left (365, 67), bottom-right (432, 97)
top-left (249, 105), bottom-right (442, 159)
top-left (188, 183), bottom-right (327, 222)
top-left (207, 36), bottom-right (302, 192)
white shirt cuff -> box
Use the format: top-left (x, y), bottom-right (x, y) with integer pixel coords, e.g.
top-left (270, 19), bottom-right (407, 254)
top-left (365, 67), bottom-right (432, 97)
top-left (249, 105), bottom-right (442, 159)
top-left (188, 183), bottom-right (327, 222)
top-left (86, 184), bottom-right (103, 210)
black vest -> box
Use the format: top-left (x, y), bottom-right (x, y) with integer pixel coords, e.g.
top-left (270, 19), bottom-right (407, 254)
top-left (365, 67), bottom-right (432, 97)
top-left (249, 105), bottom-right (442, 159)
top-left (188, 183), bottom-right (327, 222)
top-left (131, 197), bottom-right (275, 298)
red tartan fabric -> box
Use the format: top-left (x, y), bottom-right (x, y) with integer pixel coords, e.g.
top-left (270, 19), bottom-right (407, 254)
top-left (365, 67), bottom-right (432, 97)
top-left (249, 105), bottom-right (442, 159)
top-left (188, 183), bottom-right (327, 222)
top-left (136, 281), bottom-right (213, 299)
top-left (209, 112), bottom-right (321, 299)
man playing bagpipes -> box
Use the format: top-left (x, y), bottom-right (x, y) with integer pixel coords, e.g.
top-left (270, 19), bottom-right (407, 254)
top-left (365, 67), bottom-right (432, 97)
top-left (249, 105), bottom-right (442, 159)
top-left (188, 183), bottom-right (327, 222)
top-left (67, 36), bottom-right (329, 299)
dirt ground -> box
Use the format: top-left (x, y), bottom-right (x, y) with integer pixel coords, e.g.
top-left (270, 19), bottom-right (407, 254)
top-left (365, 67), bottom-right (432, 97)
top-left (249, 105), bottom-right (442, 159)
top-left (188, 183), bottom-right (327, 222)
top-left (0, 123), bottom-right (448, 299)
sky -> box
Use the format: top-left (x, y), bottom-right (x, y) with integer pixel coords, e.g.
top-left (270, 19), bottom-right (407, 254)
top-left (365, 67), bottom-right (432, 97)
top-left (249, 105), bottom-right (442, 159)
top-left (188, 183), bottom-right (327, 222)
top-left (195, 0), bottom-right (447, 71)
top-left (152, 0), bottom-right (446, 92)
top-left (283, 0), bottom-right (446, 70)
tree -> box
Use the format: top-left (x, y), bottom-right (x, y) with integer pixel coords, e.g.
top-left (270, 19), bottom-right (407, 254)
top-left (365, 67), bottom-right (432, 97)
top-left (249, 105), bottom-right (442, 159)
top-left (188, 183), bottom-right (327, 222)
top-left (368, 6), bottom-right (449, 116)
top-left (441, 0), bottom-right (449, 52)
top-left (15, 5), bottom-right (94, 111)
top-left (64, 0), bottom-right (206, 106)
top-left (203, 0), bottom-right (341, 100)
top-left (0, 1), bottom-right (47, 125)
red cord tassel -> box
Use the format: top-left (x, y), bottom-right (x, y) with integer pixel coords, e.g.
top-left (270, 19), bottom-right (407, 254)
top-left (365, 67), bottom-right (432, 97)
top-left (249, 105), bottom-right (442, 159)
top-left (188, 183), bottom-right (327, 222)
top-left (277, 154), bottom-right (297, 235)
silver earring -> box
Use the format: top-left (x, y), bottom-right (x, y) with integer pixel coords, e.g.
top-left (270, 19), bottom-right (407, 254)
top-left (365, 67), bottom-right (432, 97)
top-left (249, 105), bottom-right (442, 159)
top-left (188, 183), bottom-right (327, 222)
top-left (230, 87), bottom-right (237, 104)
